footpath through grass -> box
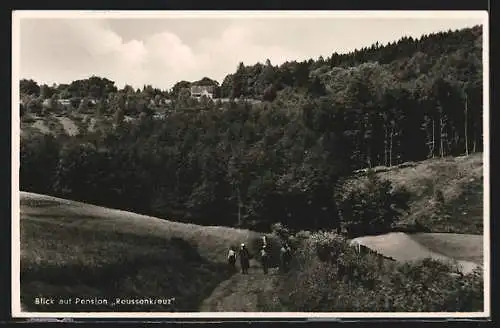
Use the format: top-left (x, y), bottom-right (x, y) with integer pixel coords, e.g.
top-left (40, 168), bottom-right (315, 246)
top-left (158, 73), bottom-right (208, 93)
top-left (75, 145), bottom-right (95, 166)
top-left (20, 192), bottom-right (277, 312)
top-left (199, 261), bottom-right (281, 312)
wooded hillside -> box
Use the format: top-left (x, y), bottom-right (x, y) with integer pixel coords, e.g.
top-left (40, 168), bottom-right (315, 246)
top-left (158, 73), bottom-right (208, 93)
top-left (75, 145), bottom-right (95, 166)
top-left (19, 25), bottom-right (484, 233)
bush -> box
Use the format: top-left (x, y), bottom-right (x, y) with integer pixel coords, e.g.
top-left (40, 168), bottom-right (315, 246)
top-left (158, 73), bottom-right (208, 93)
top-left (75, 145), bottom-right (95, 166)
top-left (395, 218), bottom-right (431, 233)
top-left (433, 188), bottom-right (445, 204)
top-left (272, 232), bottom-right (484, 312)
top-left (295, 230), bottom-right (312, 240)
top-left (416, 186), bottom-right (454, 231)
top-left (21, 115), bottom-right (36, 124)
top-left (270, 223), bottom-right (302, 253)
top-left (271, 222), bottom-right (290, 241)
top-left (338, 171), bottom-right (410, 237)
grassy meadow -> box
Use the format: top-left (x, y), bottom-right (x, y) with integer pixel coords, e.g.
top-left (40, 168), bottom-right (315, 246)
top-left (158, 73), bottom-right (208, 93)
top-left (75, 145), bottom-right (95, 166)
top-left (20, 192), bottom-right (278, 312)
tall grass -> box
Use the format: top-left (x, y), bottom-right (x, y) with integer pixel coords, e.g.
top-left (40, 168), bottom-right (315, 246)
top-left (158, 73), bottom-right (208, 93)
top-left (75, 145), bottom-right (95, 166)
top-left (20, 193), bottom-right (282, 312)
top-left (21, 218), bottom-right (234, 312)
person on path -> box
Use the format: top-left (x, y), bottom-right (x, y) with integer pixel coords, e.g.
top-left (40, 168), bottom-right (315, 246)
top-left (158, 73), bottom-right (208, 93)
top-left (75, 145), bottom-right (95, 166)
top-left (280, 243), bottom-right (291, 273)
top-left (239, 243), bottom-right (250, 274)
top-left (227, 246), bottom-right (237, 271)
top-left (286, 243), bottom-right (292, 268)
top-left (260, 245), bottom-right (269, 274)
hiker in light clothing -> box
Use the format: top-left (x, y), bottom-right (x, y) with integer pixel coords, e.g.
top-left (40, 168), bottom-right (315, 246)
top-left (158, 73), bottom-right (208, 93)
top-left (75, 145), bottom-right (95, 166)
top-left (227, 247), bottom-right (237, 271)
top-left (239, 243), bottom-right (250, 274)
top-left (260, 245), bottom-right (269, 274)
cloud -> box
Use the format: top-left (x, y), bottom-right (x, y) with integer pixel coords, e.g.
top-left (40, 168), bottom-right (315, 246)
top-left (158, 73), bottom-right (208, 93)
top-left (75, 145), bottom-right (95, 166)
top-left (18, 16), bottom-right (484, 90)
top-left (143, 31), bottom-right (199, 81)
top-left (19, 18), bottom-right (305, 89)
top-left (196, 22), bottom-right (302, 79)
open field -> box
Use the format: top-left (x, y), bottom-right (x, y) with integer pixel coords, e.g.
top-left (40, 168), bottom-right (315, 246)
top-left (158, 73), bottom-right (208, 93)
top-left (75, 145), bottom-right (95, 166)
top-left (19, 191), bottom-right (275, 312)
top-left (55, 116), bottom-right (79, 136)
top-left (351, 232), bottom-right (482, 274)
top-left (410, 233), bottom-right (483, 265)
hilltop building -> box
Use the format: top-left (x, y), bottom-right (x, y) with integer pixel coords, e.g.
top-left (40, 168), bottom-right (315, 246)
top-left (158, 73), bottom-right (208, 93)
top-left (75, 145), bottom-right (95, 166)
top-left (190, 85), bottom-right (214, 100)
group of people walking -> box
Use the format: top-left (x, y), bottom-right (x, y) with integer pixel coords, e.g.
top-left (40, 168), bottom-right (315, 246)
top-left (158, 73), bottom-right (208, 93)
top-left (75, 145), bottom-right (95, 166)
top-left (227, 237), bottom-right (292, 275)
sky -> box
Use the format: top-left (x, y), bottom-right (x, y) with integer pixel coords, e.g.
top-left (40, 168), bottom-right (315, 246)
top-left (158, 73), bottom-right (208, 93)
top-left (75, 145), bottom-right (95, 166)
top-left (16, 11), bottom-right (486, 90)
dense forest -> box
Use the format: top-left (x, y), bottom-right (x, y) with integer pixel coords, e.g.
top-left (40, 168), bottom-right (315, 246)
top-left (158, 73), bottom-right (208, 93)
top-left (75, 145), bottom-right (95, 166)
top-left (19, 25), bottom-right (483, 233)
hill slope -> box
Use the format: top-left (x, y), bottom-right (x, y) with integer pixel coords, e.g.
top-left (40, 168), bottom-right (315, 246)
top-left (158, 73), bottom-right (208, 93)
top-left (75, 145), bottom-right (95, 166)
top-left (351, 232), bottom-right (482, 275)
top-left (19, 192), bottom-right (274, 312)
top-left (340, 153), bottom-right (484, 234)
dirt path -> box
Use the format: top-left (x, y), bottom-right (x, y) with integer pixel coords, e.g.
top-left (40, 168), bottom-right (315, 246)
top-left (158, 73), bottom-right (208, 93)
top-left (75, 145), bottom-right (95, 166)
top-left (199, 259), bottom-right (280, 312)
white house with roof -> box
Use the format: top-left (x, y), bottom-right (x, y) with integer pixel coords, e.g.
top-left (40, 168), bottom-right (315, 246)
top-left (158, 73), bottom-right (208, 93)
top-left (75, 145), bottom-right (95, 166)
top-left (190, 85), bottom-right (214, 99)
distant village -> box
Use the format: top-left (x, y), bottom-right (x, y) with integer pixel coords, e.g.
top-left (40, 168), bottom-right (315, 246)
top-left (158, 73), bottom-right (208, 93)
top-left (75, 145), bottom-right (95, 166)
top-left (36, 84), bottom-right (218, 107)
top-left (24, 83), bottom-right (262, 119)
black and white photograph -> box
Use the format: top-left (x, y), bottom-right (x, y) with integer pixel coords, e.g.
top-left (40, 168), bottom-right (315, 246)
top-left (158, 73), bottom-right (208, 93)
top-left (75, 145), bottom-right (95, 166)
top-left (12, 10), bottom-right (489, 318)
